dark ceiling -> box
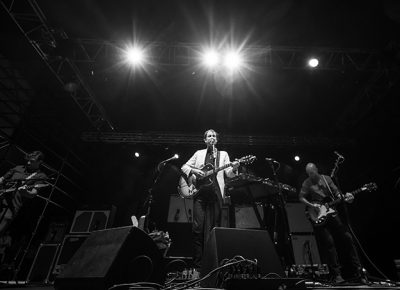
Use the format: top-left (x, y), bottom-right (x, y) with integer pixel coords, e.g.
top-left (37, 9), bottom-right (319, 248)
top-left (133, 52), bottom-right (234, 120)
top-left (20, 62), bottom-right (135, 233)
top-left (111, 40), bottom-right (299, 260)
top-left (3, 0), bottom-right (400, 137)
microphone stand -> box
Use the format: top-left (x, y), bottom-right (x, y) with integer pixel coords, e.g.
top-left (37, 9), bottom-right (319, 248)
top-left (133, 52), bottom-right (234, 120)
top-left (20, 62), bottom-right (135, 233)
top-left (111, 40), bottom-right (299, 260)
top-left (267, 160), bottom-right (293, 269)
top-left (143, 160), bottom-right (167, 233)
top-left (330, 156), bottom-right (368, 283)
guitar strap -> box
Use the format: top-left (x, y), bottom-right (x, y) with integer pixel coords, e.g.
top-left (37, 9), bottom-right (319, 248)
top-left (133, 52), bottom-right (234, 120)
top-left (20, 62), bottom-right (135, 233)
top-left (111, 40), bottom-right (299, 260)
top-left (322, 175), bottom-right (336, 200)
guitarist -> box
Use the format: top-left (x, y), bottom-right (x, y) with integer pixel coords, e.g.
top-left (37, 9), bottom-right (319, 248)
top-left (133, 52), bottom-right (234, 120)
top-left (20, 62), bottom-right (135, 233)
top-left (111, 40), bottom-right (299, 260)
top-left (0, 151), bottom-right (48, 235)
top-left (299, 162), bottom-right (363, 284)
top-left (181, 129), bottom-right (239, 275)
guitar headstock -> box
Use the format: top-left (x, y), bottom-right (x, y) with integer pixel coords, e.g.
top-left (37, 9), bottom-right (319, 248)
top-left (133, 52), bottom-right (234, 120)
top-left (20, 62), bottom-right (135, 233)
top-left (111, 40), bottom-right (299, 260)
top-left (361, 182), bottom-right (378, 192)
top-left (238, 155), bottom-right (256, 165)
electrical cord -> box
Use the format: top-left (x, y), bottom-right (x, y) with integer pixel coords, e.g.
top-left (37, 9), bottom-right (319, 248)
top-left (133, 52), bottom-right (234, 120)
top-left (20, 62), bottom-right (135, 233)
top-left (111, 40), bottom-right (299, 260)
top-left (162, 258), bottom-right (257, 290)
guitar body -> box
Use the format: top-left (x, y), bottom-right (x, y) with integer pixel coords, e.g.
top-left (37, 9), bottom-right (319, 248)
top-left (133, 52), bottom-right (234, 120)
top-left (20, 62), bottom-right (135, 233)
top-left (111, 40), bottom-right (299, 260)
top-left (305, 182), bottom-right (378, 226)
top-left (306, 200), bottom-right (337, 226)
top-left (178, 163), bottom-right (215, 199)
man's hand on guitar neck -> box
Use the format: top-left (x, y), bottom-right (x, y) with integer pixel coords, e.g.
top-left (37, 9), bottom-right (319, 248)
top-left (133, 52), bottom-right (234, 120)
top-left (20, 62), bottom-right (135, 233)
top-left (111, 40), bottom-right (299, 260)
top-left (18, 185), bottom-right (38, 196)
top-left (343, 192), bottom-right (354, 203)
top-left (232, 160), bottom-right (240, 171)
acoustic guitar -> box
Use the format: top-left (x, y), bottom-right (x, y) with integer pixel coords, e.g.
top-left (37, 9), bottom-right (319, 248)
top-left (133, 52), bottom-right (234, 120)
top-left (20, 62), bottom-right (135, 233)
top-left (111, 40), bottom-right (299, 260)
top-left (178, 155), bottom-right (256, 199)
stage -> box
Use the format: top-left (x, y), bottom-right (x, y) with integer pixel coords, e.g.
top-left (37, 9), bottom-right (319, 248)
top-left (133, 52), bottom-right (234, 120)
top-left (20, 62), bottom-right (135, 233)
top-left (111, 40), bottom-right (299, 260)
top-left (1, 280), bottom-right (400, 290)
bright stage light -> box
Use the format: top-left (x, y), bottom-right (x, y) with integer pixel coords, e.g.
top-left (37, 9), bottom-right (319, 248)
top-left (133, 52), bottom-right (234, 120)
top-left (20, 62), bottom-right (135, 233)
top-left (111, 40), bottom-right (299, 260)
top-left (126, 47), bottom-right (146, 66)
top-left (223, 51), bottom-right (243, 71)
top-left (308, 58), bottom-right (319, 68)
top-left (202, 50), bottom-right (220, 68)
top-left (294, 155), bottom-right (300, 162)
top-left (134, 152), bottom-right (140, 158)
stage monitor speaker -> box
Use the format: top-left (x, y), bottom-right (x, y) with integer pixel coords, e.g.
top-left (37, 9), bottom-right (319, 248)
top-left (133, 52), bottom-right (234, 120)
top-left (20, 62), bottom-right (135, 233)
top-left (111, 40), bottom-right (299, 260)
top-left (54, 226), bottom-right (164, 290)
top-left (53, 234), bottom-right (90, 276)
top-left (200, 227), bottom-right (285, 288)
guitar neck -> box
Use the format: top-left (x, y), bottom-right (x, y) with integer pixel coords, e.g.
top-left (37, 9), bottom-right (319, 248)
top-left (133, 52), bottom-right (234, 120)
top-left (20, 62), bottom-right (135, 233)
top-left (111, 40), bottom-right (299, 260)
top-left (328, 188), bottom-right (363, 207)
top-left (205, 162), bottom-right (234, 176)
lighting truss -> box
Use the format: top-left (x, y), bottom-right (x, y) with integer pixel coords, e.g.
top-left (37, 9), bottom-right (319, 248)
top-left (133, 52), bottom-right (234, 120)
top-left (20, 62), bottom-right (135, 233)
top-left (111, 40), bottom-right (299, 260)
top-left (44, 39), bottom-right (382, 72)
top-left (0, 0), bottom-right (114, 131)
top-left (81, 131), bottom-right (353, 148)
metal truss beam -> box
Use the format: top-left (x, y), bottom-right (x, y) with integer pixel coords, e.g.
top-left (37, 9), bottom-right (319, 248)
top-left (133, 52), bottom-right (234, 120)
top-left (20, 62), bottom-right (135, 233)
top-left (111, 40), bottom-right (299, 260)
top-left (81, 131), bottom-right (353, 148)
top-left (0, 53), bottom-right (32, 138)
top-left (334, 61), bottom-right (400, 134)
top-left (51, 38), bottom-right (383, 72)
top-left (0, 0), bottom-right (114, 131)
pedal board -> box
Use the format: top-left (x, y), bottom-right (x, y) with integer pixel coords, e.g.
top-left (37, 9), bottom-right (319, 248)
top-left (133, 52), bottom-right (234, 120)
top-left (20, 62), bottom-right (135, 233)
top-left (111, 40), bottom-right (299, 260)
top-left (226, 278), bottom-right (306, 290)
top-left (288, 264), bottom-right (329, 278)
top-left (166, 268), bottom-right (199, 282)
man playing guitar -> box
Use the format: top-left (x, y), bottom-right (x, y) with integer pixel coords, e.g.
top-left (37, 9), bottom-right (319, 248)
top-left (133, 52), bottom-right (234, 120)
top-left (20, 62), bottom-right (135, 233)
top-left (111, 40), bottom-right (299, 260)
top-left (0, 151), bottom-right (48, 235)
top-left (299, 162), bottom-right (363, 284)
top-left (181, 129), bottom-right (239, 275)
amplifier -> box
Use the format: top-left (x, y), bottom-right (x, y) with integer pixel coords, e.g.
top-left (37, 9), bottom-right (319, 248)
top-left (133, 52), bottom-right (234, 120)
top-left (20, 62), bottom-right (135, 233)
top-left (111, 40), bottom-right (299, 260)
top-left (69, 206), bottom-right (116, 234)
top-left (27, 243), bottom-right (60, 283)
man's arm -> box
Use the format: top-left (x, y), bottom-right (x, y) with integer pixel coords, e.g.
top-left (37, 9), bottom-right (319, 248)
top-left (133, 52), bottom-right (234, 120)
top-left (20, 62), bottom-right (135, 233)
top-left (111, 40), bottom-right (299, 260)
top-left (299, 183), bottom-right (319, 209)
top-left (181, 151), bottom-right (204, 177)
top-left (223, 152), bottom-right (238, 178)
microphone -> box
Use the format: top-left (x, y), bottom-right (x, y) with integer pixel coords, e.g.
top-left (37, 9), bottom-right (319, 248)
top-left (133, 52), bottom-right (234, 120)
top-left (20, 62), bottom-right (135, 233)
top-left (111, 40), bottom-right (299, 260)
top-left (334, 151), bottom-right (344, 159)
top-left (212, 144), bottom-right (217, 159)
top-left (160, 154), bottom-right (179, 164)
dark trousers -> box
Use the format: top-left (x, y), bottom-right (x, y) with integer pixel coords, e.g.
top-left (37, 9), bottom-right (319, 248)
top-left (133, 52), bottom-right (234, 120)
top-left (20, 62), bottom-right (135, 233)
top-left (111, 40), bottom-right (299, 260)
top-left (192, 197), bottom-right (221, 269)
top-left (314, 214), bottom-right (361, 278)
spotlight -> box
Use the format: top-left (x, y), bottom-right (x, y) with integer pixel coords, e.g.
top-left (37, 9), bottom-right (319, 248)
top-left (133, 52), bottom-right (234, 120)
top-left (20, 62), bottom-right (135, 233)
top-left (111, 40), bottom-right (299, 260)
top-left (294, 155), bottom-right (300, 162)
top-left (223, 51), bottom-right (243, 71)
top-left (126, 47), bottom-right (146, 66)
top-left (174, 154), bottom-right (179, 159)
top-left (134, 152), bottom-right (140, 158)
top-left (202, 50), bottom-right (220, 68)
top-left (308, 58), bottom-right (319, 68)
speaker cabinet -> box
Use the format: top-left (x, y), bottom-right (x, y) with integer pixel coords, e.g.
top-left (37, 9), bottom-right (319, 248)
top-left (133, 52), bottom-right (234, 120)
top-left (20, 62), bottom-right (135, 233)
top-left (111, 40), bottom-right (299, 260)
top-left (285, 203), bottom-right (313, 233)
top-left (27, 243), bottom-right (60, 283)
top-left (200, 227), bottom-right (284, 288)
top-left (54, 226), bottom-right (164, 290)
top-left (291, 234), bottom-right (321, 265)
top-left (69, 207), bottom-right (116, 234)
top-left (234, 204), bottom-right (264, 229)
top-left (167, 195), bottom-right (193, 223)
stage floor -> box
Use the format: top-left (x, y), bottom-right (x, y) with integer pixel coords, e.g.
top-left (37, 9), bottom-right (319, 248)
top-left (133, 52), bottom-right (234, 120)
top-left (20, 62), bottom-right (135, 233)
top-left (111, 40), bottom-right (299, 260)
top-left (1, 280), bottom-right (400, 290)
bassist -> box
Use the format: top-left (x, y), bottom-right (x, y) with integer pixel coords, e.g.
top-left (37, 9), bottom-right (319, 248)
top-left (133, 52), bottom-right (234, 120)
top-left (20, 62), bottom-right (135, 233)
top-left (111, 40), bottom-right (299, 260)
top-left (181, 129), bottom-right (239, 275)
top-left (299, 162), bottom-right (363, 284)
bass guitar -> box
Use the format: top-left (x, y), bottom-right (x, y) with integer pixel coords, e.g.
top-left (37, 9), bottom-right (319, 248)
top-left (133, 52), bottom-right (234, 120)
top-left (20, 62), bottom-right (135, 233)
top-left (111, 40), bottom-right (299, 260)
top-left (178, 155), bottom-right (256, 199)
top-left (306, 182), bottom-right (377, 226)
top-left (0, 183), bottom-right (50, 199)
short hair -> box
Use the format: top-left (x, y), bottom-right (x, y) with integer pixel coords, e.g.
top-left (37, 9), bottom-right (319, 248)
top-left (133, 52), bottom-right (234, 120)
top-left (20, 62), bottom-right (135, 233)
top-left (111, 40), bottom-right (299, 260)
top-left (25, 151), bottom-right (45, 162)
top-left (203, 129), bottom-right (219, 141)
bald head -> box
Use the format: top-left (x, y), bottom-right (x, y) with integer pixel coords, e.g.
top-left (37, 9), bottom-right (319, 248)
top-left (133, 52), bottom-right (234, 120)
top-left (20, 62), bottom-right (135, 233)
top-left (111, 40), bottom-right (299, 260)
top-left (306, 163), bottom-right (320, 181)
